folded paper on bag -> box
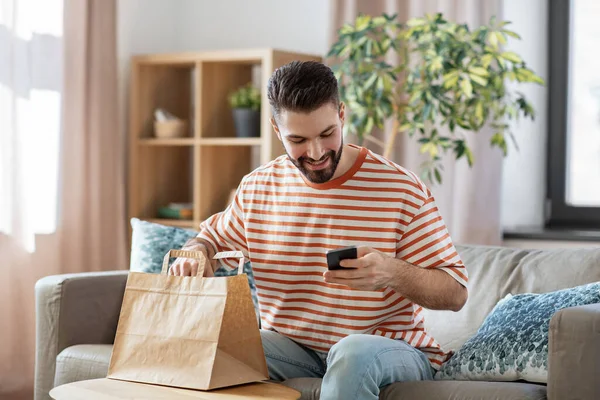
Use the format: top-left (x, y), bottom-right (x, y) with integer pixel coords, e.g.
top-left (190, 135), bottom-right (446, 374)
top-left (107, 249), bottom-right (268, 390)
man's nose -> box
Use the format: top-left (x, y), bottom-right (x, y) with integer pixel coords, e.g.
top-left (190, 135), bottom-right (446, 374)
top-left (306, 141), bottom-right (325, 161)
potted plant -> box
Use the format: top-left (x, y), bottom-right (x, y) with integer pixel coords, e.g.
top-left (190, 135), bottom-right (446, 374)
top-left (328, 13), bottom-right (544, 183)
top-left (228, 83), bottom-right (261, 138)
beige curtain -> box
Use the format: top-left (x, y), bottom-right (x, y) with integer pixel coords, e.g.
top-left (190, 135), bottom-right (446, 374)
top-left (0, 1), bottom-right (125, 398)
top-left (330, 0), bottom-right (504, 245)
top-left (58, 0), bottom-right (126, 273)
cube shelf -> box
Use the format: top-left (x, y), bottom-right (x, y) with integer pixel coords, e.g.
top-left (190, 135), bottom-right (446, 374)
top-left (128, 49), bottom-right (322, 237)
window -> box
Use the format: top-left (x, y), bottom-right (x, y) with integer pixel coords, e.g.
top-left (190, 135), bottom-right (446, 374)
top-left (0, 0), bottom-right (63, 251)
top-left (547, 0), bottom-right (600, 228)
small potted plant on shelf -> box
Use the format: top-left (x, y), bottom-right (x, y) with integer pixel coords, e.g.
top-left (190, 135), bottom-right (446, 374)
top-left (228, 83), bottom-right (261, 138)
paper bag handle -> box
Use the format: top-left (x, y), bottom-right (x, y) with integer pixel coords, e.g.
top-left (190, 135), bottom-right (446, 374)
top-left (213, 250), bottom-right (246, 275)
top-left (161, 249), bottom-right (208, 276)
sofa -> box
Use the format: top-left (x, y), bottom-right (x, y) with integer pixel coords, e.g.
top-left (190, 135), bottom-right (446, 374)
top-left (35, 244), bottom-right (600, 400)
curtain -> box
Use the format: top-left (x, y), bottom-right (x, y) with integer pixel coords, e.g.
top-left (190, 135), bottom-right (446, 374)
top-left (329, 0), bottom-right (504, 245)
top-left (0, 0), bottom-right (64, 397)
top-left (58, 0), bottom-right (126, 273)
top-left (0, 0), bottom-right (125, 398)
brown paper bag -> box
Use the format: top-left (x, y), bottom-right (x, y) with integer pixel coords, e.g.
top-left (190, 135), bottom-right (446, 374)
top-left (107, 249), bottom-right (269, 390)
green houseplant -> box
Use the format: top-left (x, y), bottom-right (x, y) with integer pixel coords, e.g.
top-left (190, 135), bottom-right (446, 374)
top-left (228, 83), bottom-right (261, 138)
top-left (328, 13), bottom-right (544, 183)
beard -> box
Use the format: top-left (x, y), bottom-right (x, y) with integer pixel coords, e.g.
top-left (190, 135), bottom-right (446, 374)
top-left (287, 141), bottom-right (344, 184)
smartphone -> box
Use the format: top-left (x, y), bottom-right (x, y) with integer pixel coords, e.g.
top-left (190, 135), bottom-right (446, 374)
top-left (326, 246), bottom-right (358, 270)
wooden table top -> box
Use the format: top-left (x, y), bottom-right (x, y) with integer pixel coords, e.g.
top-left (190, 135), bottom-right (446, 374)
top-left (49, 378), bottom-right (301, 400)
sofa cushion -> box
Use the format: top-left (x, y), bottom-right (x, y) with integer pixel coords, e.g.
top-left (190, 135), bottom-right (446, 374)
top-left (380, 380), bottom-right (547, 400)
top-left (54, 344), bottom-right (112, 387)
top-left (422, 245), bottom-right (600, 352)
top-left (282, 378), bottom-right (547, 400)
top-left (129, 218), bottom-right (197, 273)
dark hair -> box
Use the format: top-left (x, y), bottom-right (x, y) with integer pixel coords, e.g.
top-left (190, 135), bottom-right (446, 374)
top-left (267, 61), bottom-right (340, 120)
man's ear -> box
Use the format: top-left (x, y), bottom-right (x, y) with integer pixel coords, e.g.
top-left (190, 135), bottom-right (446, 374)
top-left (270, 117), bottom-right (282, 141)
top-left (339, 102), bottom-right (346, 125)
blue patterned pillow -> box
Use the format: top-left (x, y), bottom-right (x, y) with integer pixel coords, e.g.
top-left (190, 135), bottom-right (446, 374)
top-left (129, 218), bottom-right (260, 319)
top-left (436, 281), bottom-right (600, 383)
top-left (130, 218), bottom-right (198, 273)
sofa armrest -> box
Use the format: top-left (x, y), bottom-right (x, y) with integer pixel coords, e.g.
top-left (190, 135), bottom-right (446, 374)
top-left (34, 270), bottom-right (128, 400)
top-left (548, 303), bottom-right (600, 400)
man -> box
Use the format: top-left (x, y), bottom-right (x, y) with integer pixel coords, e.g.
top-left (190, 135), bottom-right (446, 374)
top-left (171, 61), bottom-right (468, 399)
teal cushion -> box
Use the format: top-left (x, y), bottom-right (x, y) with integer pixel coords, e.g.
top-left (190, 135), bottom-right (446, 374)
top-left (436, 281), bottom-right (600, 383)
top-left (130, 218), bottom-right (198, 273)
top-left (129, 218), bottom-right (259, 320)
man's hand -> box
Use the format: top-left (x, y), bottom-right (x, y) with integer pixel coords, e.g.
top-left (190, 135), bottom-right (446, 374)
top-left (169, 246), bottom-right (214, 277)
top-left (324, 245), bottom-right (468, 311)
top-left (323, 246), bottom-right (393, 291)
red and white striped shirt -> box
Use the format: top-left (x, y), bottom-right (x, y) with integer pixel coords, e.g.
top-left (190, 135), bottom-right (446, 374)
top-left (198, 145), bottom-right (468, 369)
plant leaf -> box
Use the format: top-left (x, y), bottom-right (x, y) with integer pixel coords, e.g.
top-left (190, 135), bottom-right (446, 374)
top-left (495, 31), bottom-right (507, 45)
top-left (364, 72), bottom-right (378, 89)
top-left (420, 142), bottom-right (438, 158)
top-left (468, 67), bottom-right (489, 77)
top-left (340, 23), bottom-right (354, 35)
top-left (460, 78), bottom-right (473, 98)
top-left (355, 14), bottom-right (372, 31)
top-left (469, 74), bottom-right (488, 86)
top-left (501, 51), bottom-right (522, 63)
top-left (399, 123), bottom-right (412, 132)
top-left (481, 54), bottom-right (494, 68)
top-left (502, 29), bottom-right (521, 39)
top-left (475, 102), bottom-right (484, 122)
top-left (443, 70), bottom-right (460, 89)
top-left (364, 116), bottom-right (374, 135)
top-left (409, 90), bottom-right (422, 105)
top-left (465, 147), bottom-right (474, 166)
top-left (491, 132), bottom-right (508, 155)
top-left (407, 17), bottom-right (426, 27)
top-left (422, 103), bottom-right (432, 121)
top-left (487, 31), bottom-right (498, 48)
top-left (434, 168), bottom-right (442, 184)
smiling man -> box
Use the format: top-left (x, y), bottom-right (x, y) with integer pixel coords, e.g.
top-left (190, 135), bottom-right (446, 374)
top-left (171, 61), bottom-right (468, 399)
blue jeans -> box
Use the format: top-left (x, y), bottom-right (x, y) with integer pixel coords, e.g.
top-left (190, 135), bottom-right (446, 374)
top-left (260, 330), bottom-right (434, 400)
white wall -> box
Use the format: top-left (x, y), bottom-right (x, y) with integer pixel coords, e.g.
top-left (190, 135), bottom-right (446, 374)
top-left (117, 0), bottom-right (182, 172)
top-left (173, 0), bottom-right (331, 55)
top-left (500, 0), bottom-right (549, 230)
top-left (117, 0), bottom-right (330, 88)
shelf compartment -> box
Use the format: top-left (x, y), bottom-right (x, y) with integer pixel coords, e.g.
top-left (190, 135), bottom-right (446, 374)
top-left (199, 145), bottom-right (253, 220)
top-left (199, 137), bottom-right (262, 146)
top-left (139, 138), bottom-right (197, 146)
top-left (145, 218), bottom-right (197, 229)
top-left (136, 64), bottom-right (195, 139)
top-left (135, 146), bottom-right (194, 220)
top-left (200, 61), bottom-right (256, 138)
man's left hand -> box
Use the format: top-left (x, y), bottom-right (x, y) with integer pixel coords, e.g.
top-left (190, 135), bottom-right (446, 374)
top-left (323, 246), bottom-right (394, 291)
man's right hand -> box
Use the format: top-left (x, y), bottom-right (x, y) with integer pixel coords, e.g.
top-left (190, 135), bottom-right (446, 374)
top-left (169, 247), bottom-right (214, 277)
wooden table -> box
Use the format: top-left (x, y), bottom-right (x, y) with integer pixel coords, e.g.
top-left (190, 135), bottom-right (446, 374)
top-left (50, 378), bottom-right (301, 400)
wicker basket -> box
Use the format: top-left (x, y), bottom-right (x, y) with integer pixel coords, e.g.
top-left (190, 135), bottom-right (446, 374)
top-left (154, 120), bottom-right (187, 138)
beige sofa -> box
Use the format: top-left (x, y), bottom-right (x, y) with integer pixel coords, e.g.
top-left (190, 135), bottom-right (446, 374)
top-left (35, 245), bottom-right (600, 400)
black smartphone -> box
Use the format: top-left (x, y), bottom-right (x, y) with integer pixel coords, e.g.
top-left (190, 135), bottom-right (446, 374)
top-left (326, 246), bottom-right (358, 270)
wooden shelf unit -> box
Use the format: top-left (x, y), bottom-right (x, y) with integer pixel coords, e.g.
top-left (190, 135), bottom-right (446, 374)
top-left (128, 49), bottom-right (322, 231)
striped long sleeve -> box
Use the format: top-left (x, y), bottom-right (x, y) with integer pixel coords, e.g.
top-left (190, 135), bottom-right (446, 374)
top-left (397, 190), bottom-right (468, 286)
top-left (197, 184), bottom-right (249, 270)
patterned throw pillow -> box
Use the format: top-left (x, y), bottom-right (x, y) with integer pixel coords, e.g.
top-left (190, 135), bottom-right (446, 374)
top-left (130, 218), bottom-right (198, 273)
top-left (436, 281), bottom-right (600, 383)
top-left (129, 218), bottom-right (260, 320)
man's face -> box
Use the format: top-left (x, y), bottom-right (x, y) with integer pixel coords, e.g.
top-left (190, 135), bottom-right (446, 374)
top-left (272, 103), bottom-right (345, 184)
